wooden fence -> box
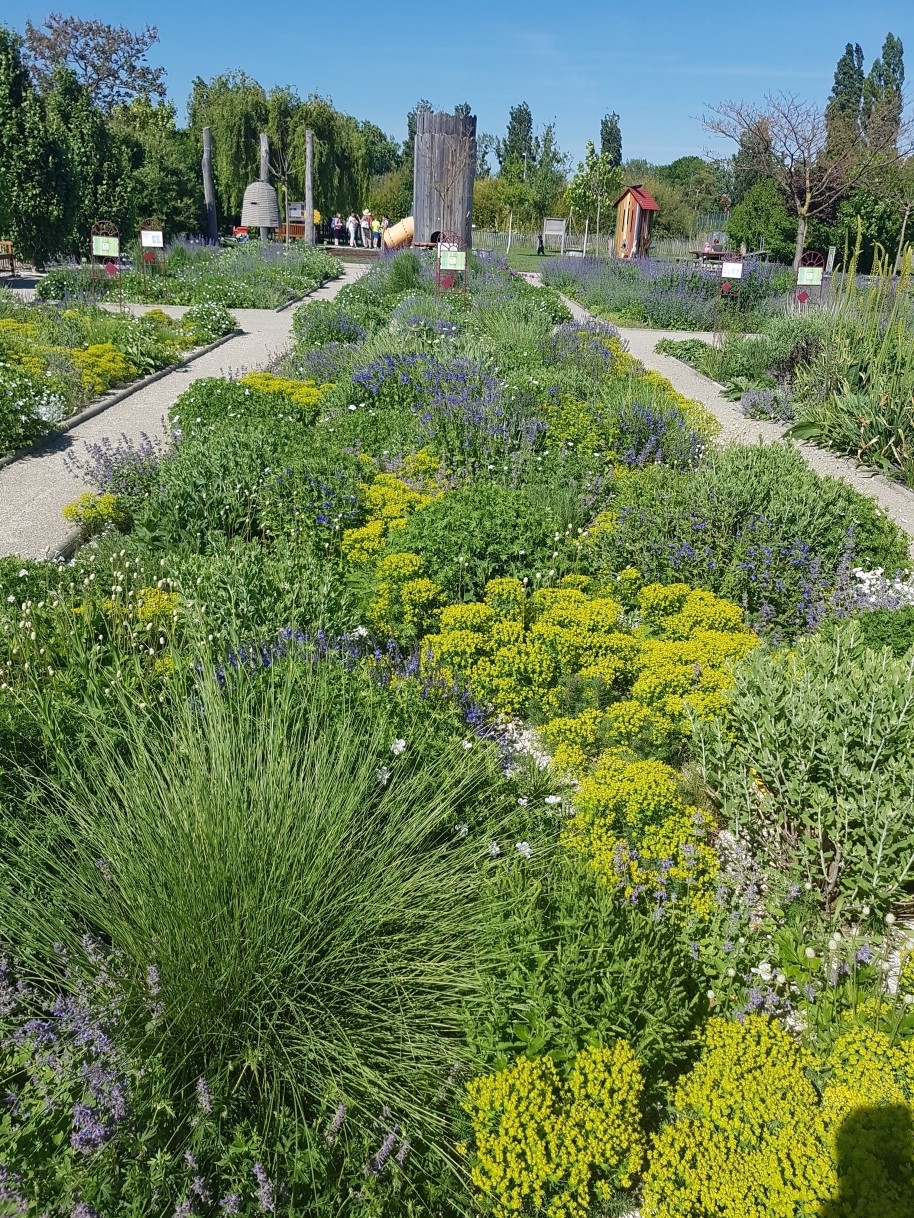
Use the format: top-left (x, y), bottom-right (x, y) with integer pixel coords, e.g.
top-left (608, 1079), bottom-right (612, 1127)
top-left (470, 228), bottom-right (698, 261)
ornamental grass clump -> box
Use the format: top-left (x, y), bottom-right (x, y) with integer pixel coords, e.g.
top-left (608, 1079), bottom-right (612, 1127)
top-left (0, 654), bottom-right (522, 1201)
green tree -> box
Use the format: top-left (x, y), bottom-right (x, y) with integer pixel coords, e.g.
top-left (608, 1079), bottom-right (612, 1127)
top-left (496, 101), bottom-right (535, 175)
top-left (727, 177), bottom-right (797, 262)
top-left (188, 71), bottom-right (267, 218)
top-left (402, 98), bottom-right (432, 170)
top-left (566, 140), bottom-right (622, 246)
top-left (0, 26), bottom-right (69, 266)
top-left (109, 98), bottom-right (200, 235)
top-left (600, 111), bottom-right (622, 167)
top-left (525, 122), bottom-right (567, 222)
top-left (359, 120), bottom-right (401, 176)
top-left (863, 33), bottom-right (905, 144)
top-left (828, 42), bottom-right (865, 122)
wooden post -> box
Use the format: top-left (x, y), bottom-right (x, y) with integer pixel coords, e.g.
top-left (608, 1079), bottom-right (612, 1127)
top-left (202, 127), bottom-right (218, 242)
top-left (305, 129), bottom-right (315, 246)
top-left (583, 216), bottom-right (589, 257)
top-left (413, 110), bottom-right (477, 247)
top-left (259, 133), bottom-right (270, 245)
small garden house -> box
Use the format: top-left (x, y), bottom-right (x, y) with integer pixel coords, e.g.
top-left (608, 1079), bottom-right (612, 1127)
top-left (614, 185), bottom-right (659, 258)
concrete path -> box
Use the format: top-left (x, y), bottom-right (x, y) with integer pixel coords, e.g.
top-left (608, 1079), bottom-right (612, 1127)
top-left (0, 264), bottom-right (366, 560)
top-left (556, 291), bottom-right (914, 551)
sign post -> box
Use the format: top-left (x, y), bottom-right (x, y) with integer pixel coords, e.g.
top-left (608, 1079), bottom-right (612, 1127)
top-left (542, 218), bottom-right (567, 255)
top-left (435, 234), bottom-right (467, 296)
top-left (713, 255), bottom-right (744, 343)
top-left (90, 220), bottom-right (121, 308)
top-left (139, 220), bottom-right (166, 295)
top-left (796, 250), bottom-right (826, 305)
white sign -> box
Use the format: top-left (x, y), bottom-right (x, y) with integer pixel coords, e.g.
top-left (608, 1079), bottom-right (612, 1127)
top-left (543, 218), bottom-right (567, 236)
top-left (721, 260), bottom-right (743, 279)
top-left (288, 202), bottom-right (305, 221)
top-left (140, 229), bottom-right (164, 248)
top-left (825, 245), bottom-right (837, 275)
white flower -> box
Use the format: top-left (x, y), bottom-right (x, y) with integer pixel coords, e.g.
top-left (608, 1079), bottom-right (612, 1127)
top-left (488, 841), bottom-right (501, 858)
top-left (776, 973), bottom-right (787, 985)
top-left (804, 947), bottom-right (816, 960)
top-left (17, 570), bottom-right (27, 578)
top-left (454, 822), bottom-right (469, 838)
top-left (517, 797), bottom-right (528, 807)
top-left (754, 961), bottom-right (773, 982)
top-left (462, 740), bottom-right (473, 750)
top-left (375, 765), bottom-right (391, 786)
top-left (544, 795), bottom-right (562, 806)
top-left (886, 913), bottom-right (897, 925)
top-left (827, 939), bottom-right (837, 952)
top-left (352, 625), bottom-right (369, 638)
top-left (726, 968), bottom-right (736, 978)
top-left (515, 841), bottom-right (532, 859)
top-left (706, 990), bottom-right (715, 1001)
top-left (390, 738), bottom-right (406, 755)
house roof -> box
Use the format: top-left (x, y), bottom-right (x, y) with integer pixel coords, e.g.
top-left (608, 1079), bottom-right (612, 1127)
top-left (613, 185), bottom-right (660, 212)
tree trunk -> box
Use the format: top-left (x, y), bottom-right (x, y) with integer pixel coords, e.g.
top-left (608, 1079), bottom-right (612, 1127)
top-left (259, 133), bottom-right (270, 245)
top-left (202, 127), bottom-right (218, 242)
top-left (793, 212), bottom-right (808, 270)
top-left (894, 201), bottom-right (912, 275)
top-left (595, 193), bottom-right (602, 257)
top-left (305, 129), bottom-right (315, 246)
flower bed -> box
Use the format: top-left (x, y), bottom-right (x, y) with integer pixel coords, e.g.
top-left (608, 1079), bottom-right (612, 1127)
top-left (1, 248), bottom-right (913, 1215)
top-left (36, 241), bottom-right (340, 310)
top-left (0, 296), bottom-right (235, 456)
top-left (542, 254), bottom-right (794, 331)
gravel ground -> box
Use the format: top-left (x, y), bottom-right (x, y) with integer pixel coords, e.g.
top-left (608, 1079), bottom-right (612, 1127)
top-left (0, 264), bottom-right (366, 560)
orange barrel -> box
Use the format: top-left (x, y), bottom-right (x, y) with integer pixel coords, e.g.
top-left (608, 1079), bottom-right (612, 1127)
top-left (382, 216), bottom-right (414, 249)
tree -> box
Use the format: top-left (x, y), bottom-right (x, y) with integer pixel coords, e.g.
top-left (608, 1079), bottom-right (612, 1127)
top-left (110, 98), bottom-right (200, 235)
top-left (476, 133), bottom-right (496, 179)
top-left (600, 112), bottom-right (622, 167)
top-left (828, 42), bottom-right (865, 121)
top-left (704, 90), bottom-right (913, 267)
top-left (23, 13), bottom-right (165, 112)
top-left (402, 98), bottom-right (433, 168)
top-left (524, 123), bottom-right (568, 223)
top-left (496, 101), bottom-right (535, 175)
top-left (727, 178), bottom-right (797, 262)
top-left (657, 155), bottom-right (727, 222)
top-left (189, 72), bottom-right (267, 218)
top-left (862, 33), bottom-right (905, 143)
top-left (566, 141), bottom-right (622, 247)
top-left (0, 26), bottom-right (70, 267)
top-left (359, 120), bottom-right (401, 177)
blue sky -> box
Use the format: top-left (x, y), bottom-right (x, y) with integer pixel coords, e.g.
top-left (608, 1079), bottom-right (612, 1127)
top-left (4, 1), bottom-right (911, 166)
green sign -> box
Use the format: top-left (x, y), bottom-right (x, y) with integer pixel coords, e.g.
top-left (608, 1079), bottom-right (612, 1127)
top-left (92, 235), bottom-right (120, 257)
top-left (797, 266), bottom-right (823, 287)
top-left (439, 250), bottom-right (466, 271)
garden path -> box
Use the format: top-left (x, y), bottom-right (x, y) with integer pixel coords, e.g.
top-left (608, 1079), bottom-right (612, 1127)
top-left (0, 263), bottom-right (367, 560)
top-left (548, 283), bottom-right (914, 554)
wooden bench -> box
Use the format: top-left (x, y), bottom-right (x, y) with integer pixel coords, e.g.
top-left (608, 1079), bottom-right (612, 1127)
top-left (0, 241), bottom-right (14, 276)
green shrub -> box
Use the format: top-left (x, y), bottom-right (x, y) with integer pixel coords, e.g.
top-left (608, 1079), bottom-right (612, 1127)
top-left (856, 606), bottom-right (914, 656)
top-left (694, 622), bottom-right (914, 913)
top-left (389, 482), bottom-right (561, 602)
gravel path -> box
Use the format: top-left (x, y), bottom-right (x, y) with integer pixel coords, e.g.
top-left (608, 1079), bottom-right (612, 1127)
top-left (0, 264), bottom-right (366, 560)
top-left (556, 290), bottom-right (914, 554)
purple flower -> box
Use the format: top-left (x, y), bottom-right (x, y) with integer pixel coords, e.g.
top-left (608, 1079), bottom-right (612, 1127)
top-left (220, 1196), bottom-right (241, 1215)
top-left (196, 1075), bottom-right (213, 1114)
top-left (252, 1163), bottom-right (275, 1213)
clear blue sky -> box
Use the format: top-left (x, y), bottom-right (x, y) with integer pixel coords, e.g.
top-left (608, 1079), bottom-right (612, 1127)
top-left (4, 1), bottom-right (911, 165)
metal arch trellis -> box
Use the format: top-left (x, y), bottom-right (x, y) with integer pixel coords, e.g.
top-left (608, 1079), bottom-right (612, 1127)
top-left (139, 216), bottom-right (167, 296)
top-left (90, 219), bottom-right (122, 309)
top-left (435, 230), bottom-right (467, 297)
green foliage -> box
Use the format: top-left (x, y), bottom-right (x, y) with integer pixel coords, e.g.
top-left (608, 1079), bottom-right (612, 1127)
top-left (855, 605), bottom-right (914, 656)
top-left (389, 483), bottom-right (559, 603)
top-left (583, 443), bottom-right (908, 637)
top-left (694, 622), bottom-right (914, 913)
top-left (727, 178), bottom-right (797, 262)
top-left (0, 363), bottom-right (58, 454)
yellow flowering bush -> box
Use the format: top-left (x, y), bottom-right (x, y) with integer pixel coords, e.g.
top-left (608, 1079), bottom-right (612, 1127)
top-left (367, 552), bottom-right (446, 639)
top-left (342, 450), bottom-right (445, 564)
top-left (640, 368), bottom-right (720, 440)
top-left (422, 576), bottom-right (756, 758)
top-left (62, 492), bottom-right (129, 537)
top-left (463, 1042), bottom-right (645, 1218)
top-left (69, 343), bottom-right (137, 393)
top-left (562, 752), bottom-right (719, 918)
top-left (642, 1016), bottom-right (914, 1218)
top-left (238, 371), bottom-right (331, 418)
top-left (135, 587), bottom-right (180, 624)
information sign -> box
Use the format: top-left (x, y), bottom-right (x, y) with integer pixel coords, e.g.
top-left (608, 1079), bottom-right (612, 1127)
top-left (721, 260), bottom-right (743, 279)
top-left (797, 266), bottom-right (824, 287)
top-left (825, 246), bottom-right (837, 275)
top-left (140, 229), bottom-right (164, 248)
top-left (92, 235), bottom-right (120, 257)
top-left (439, 250), bottom-right (467, 271)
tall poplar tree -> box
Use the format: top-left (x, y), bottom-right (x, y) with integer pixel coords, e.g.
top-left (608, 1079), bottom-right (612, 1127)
top-left (600, 112), bottom-right (622, 167)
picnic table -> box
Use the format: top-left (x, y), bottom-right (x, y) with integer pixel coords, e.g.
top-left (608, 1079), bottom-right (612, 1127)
top-left (0, 241), bottom-right (14, 276)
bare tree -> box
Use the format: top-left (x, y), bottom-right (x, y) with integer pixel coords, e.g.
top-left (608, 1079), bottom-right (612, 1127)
top-left (704, 92), bottom-right (912, 267)
top-left (24, 13), bottom-right (166, 112)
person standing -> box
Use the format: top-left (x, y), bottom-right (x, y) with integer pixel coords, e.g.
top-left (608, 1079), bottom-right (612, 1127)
top-left (347, 212), bottom-right (359, 247)
top-left (371, 215), bottom-right (381, 248)
top-left (360, 210), bottom-right (372, 249)
top-left (380, 216), bottom-right (391, 248)
top-left (331, 213), bottom-right (344, 245)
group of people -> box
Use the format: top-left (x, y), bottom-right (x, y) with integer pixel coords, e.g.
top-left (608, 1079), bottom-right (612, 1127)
top-left (329, 211), bottom-right (390, 249)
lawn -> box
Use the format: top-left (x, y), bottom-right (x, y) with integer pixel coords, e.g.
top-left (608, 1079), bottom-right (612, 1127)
top-left (1, 247), bottom-right (913, 1217)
